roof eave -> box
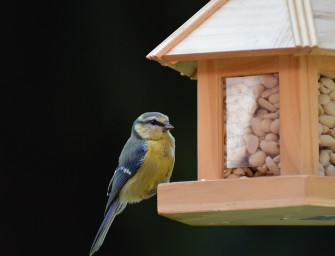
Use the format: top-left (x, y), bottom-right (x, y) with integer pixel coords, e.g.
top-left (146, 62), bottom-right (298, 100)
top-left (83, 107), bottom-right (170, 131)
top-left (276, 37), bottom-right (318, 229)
top-left (148, 47), bottom-right (318, 79)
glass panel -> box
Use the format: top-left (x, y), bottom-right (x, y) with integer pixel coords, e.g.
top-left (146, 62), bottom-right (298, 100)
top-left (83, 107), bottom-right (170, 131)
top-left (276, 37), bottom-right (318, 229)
top-left (318, 74), bottom-right (335, 176)
top-left (224, 73), bottom-right (280, 178)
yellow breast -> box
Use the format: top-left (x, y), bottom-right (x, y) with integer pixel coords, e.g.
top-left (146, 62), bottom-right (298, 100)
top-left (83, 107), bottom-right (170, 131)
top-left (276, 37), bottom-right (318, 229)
top-left (119, 133), bottom-right (175, 204)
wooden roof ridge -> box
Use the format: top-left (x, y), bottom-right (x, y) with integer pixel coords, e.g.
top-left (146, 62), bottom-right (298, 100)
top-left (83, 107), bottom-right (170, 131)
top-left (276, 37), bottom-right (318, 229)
top-left (287, 0), bottom-right (318, 48)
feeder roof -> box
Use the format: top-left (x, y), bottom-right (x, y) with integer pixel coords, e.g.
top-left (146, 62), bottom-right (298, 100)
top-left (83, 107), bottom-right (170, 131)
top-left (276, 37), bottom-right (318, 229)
top-left (147, 0), bottom-right (335, 78)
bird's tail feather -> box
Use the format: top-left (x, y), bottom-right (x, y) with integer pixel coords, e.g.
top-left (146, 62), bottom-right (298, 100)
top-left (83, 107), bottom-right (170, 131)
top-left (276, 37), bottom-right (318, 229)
top-left (89, 197), bottom-right (121, 256)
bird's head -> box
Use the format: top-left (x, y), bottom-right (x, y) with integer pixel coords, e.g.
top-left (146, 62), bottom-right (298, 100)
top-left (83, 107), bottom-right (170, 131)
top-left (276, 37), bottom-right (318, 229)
top-left (133, 112), bottom-right (174, 140)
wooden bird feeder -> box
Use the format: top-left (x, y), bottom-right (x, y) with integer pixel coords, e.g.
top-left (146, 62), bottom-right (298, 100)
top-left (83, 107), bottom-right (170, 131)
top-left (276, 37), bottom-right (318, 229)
top-left (147, 0), bottom-right (335, 225)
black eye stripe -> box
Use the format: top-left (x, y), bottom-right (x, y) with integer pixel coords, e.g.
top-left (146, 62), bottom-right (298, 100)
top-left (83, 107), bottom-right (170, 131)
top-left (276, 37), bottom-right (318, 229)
top-left (138, 118), bottom-right (167, 127)
top-left (148, 120), bottom-right (164, 127)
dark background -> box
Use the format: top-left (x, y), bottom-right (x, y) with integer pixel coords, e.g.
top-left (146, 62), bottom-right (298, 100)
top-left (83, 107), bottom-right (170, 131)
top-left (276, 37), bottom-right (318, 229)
top-left (3, 0), bottom-right (334, 255)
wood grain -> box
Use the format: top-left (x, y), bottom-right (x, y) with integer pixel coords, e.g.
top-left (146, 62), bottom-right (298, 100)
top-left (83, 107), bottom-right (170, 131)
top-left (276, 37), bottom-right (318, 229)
top-left (287, 0), bottom-right (318, 47)
top-left (157, 176), bottom-right (335, 225)
top-left (312, 0), bottom-right (335, 51)
top-left (146, 0), bottom-right (227, 61)
top-left (147, 0), bottom-right (335, 78)
top-left (197, 60), bottom-right (223, 180)
top-left (279, 55), bottom-right (318, 175)
top-left (168, 0), bottom-right (294, 57)
top-left (317, 55), bottom-right (335, 75)
top-left (216, 56), bottom-right (279, 77)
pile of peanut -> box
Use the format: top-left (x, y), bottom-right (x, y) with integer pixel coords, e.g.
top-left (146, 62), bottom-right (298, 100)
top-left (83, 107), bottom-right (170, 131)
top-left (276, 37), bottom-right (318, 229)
top-left (224, 74), bottom-right (280, 179)
top-left (318, 74), bottom-right (335, 176)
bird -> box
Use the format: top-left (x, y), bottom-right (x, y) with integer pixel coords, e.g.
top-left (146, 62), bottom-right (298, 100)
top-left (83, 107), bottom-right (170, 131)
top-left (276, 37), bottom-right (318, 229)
top-left (89, 112), bottom-right (175, 256)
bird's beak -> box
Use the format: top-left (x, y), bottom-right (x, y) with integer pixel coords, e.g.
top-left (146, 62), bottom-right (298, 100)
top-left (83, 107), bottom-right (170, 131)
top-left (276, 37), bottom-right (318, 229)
top-left (164, 122), bottom-right (174, 130)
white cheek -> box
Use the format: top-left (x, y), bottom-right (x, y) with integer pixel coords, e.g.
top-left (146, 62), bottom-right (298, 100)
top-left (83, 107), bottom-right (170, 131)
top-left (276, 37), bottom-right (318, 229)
top-left (143, 129), bottom-right (151, 138)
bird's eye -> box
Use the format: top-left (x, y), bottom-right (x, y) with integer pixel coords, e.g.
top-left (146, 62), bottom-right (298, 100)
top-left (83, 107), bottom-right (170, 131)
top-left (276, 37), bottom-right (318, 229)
top-left (149, 120), bottom-right (163, 127)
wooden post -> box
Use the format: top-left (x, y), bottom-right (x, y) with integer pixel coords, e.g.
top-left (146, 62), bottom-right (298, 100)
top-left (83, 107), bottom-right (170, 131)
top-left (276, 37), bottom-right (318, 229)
top-left (279, 55), bottom-right (318, 175)
top-left (197, 60), bottom-right (224, 180)
top-left (301, 55), bottom-right (319, 174)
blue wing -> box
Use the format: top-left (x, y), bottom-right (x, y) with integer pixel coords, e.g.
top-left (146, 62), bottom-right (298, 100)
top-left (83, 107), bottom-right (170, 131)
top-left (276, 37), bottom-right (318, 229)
top-left (104, 140), bottom-right (147, 215)
top-left (89, 139), bottom-right (147, 256)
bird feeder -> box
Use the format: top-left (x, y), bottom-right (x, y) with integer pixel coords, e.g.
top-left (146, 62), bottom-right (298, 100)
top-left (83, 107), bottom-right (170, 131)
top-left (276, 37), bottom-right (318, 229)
top-left (147, 0), bottom-right (335, 225)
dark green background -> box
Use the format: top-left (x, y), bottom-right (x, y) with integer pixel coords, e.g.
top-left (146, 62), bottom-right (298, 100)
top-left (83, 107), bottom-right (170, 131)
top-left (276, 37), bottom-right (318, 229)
top-left (3, 1), bottom-right (334, 255)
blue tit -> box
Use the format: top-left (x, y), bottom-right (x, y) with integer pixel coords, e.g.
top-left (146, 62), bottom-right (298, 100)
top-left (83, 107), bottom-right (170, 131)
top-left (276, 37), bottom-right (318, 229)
top-left (89, 112), bottom-right (175, 256)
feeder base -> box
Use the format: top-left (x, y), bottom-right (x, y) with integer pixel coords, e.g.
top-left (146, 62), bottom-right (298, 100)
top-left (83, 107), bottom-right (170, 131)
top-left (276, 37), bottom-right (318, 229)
top-left (157, 175), bottom-right (335, 225)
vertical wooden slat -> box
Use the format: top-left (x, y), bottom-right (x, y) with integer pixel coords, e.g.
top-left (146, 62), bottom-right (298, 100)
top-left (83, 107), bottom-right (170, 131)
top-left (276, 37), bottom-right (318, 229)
top-left (280, 55), bottom-right (302, 175)
top-left (302, 55), bottom-right (319, 175)
top-left (197, 60), bottom-right (223, 180)
top-left (280, 55), bottom-right (318, 175)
